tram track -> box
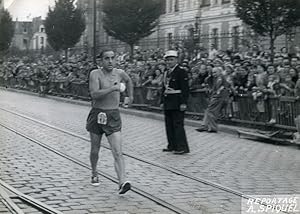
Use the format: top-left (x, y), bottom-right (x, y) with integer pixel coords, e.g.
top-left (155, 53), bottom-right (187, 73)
top-left (0, 121), bottom-right (189, 214)
top-left (0, 107), bottom-right (288, 214)
top-left (0, 179), bottom-right (63, 214)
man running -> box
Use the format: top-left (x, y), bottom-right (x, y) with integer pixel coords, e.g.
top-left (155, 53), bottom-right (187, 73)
top-left (86, 49), bottom-right (133, 194)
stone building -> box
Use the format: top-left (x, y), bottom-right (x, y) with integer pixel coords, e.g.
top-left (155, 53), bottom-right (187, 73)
top-left (77, 0), bottom-right (242, 52)
top-left (77, 0), bottom-right (300, 54)
top-left (0, 0), bottom-right (4, 10)
top-left (11, 17), bottom-right (47, 51)
top-left (31, 17), bottom-right (47, 51)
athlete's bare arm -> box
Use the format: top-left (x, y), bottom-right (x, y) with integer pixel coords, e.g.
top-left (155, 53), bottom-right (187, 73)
top-left (120, 70), bottom-right (134, 102)
top-left (89, 69), bottom-right (120, 100)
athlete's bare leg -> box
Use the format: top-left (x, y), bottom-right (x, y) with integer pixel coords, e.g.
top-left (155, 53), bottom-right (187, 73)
top-left (107, 131), bottom-right (125, 186)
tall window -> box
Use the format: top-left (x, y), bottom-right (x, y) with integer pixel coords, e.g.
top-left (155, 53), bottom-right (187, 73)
top-left (23, 25), bottom-right (27, 33)
top-left (23, 39), bottom-right (28, 46)
top-left (201, 0), bottom-right (211, 7)
top-left (168, 0), bottom-right (173, 13)
top-left (105, 34), bottom-right (109, 44)
top-left (168, 33), bottom-right (173, 48)
top-left (212, 28), bottom-right (219, 49)
top-left (232, 26), bottom-right (240, 51)
top-left (187, 0), bottom-right (191, 9)
top-left (40, 37), bottom-right (44, 45)
top-left (162, 0), bottom-right (166, 13)
top-left (174, 0), bottom-right (179, 12)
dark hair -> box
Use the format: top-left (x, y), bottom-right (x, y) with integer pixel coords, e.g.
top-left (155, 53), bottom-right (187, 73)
top-left (281, 47), bottom-right (287, 52)
top-left (98, 49), bottom-right (114, 59)
top-left (258, 64), bottom-right (266, 71)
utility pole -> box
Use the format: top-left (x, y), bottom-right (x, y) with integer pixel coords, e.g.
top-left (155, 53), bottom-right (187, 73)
top-left (93, 0), bottom-right (97, 65)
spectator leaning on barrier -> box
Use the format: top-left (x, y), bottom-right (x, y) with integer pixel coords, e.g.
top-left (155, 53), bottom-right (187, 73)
top-left (295, 71), bottom-right (300, 97)
top-left (196, 67), bottom-right (230, 133)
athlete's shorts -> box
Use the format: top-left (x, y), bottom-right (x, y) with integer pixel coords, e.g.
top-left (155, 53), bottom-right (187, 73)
top-left (86, 108), bottom-right (122, 136)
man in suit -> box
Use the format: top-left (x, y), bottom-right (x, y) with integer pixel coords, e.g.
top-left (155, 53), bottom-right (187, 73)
top-left (161, 50), bottom-right (190, 154)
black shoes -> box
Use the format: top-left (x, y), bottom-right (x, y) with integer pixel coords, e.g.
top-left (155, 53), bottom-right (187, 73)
top-left (163, 148), bottom-right (189, 154)
top-left (196, 127), bottom-right (208, 132)
top-left (173, 150), bottom-right (189, 155)
top-left (162, 148), bottom-right (174, 152)
top-left (196, 127), bottom-right (217, 133)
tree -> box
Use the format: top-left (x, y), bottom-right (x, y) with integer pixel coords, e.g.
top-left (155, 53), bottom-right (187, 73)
top-left (0, 9), bottom-right (14, 56)
top-left (235, 0), bottom-right (300, 61)
top-left (103, 0), bottom-right (163, 60)
top-left (45, 0), bottom-right (85, 61)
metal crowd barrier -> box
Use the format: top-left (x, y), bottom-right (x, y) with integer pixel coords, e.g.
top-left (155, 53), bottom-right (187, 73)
top-left (233, 94), bottom-right (300, 129)
top-left (0, 76), bottom-right (299, 129)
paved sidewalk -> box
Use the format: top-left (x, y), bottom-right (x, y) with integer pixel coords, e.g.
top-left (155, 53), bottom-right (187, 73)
top-left (0, 126), bottom-right (176, 214)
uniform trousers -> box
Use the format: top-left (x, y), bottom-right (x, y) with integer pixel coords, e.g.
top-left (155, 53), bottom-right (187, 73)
top-left (164, 110), bottom-right (189, 152)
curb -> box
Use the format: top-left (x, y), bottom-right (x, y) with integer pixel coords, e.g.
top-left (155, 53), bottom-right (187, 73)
top-left (0, 87), bottom-right (248, 136)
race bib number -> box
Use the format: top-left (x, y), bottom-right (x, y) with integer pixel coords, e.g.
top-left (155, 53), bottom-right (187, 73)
top-left (97, 112), bottom-right (107, 125)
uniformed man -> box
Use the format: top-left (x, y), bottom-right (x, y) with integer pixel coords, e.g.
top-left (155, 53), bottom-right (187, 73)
top-left (161, 50), bottom-right (190, 154)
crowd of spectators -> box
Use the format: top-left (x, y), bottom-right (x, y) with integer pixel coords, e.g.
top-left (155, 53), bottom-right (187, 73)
top-left (1, 44), bottom-right (300, 102)
top-left (0, 53), bottom-right (93, 94)
top-left (121, 45), bottom-right (300, 107)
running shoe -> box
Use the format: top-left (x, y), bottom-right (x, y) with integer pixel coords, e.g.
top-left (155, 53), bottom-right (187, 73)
top-left (118, 181), bottom-right (131, 194)
top-left (91, 175), bottom-right (100, 186)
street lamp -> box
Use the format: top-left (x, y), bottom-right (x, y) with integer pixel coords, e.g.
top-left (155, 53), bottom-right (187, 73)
top-left (193, 16), bottom-right (200, 44)
top-left (93, 0), bottom-right (97, 65)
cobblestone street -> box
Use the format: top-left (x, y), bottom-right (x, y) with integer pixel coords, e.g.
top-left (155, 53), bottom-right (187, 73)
top-left (0, 90), bottom-right (299, 213)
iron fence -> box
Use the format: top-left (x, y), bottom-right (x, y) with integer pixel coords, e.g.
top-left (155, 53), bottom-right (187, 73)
top-left (1, 77), bottom-right (299, 130)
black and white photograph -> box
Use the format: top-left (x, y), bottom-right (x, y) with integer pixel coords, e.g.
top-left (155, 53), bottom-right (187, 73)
top-left (0, 0), bottom-right (300, 213)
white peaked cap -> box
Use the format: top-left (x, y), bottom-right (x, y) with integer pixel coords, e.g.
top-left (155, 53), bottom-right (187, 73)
top-left (164, 50), bottom-right (178, 58)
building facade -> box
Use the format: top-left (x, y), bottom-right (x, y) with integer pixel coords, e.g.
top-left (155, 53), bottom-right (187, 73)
top-left (0, 0), bottom-right (4, 10)
top-left (77, 0), bottom-right (300, 54)
top-left (11, 17), bottom-right (47, 51)
top-left (31, 17), bottom-right (47, 51)
top-left (77, 0), bottom-right (242, 52)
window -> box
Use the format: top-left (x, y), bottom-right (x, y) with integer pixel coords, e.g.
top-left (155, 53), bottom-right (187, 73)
top-left (168, 33), bottom-right (173, 48)
top-left (23, 27), bottom-right (27, 33)
top-left (174, 0), bottom-right (179, 12)
top-left (40, 37), bottom-right (44, 45)
top-left (105, 34), bottom-right (109, 44)
top-left (168, 0), bottom-right (173, 13)
top-left (187, 0), bottom-right (191, 9)
top-left (233, 26), bottom-right (239, 34)
top-left (222, 0), bottom-right (230, 3)
top-left (232, 26), bottom-right (240, 51)
top-left (201, 0), bottom-right (210, 7)
top-left (212, 28), bottom-right (219, 49)
top-left (40, 27), bottom-right (44, 32)
top-left (23, 39), bottom-right (28, 46)
top-left (162, 0), bottom-right (167, 13)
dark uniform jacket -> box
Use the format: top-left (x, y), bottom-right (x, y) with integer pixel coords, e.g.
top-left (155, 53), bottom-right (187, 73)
top-left (161, 64), bottom-right (189, 110)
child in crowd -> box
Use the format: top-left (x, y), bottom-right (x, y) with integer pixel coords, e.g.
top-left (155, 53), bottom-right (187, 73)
top-left (295, 72), bottom-right (300, 97)
top-left (280, 74), bottom-right (295, 96)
